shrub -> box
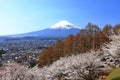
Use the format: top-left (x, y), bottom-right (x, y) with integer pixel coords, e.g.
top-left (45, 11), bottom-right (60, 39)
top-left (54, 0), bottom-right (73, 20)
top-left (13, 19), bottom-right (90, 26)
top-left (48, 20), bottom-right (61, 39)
top-left (111, 76), bottom-right (120, 80)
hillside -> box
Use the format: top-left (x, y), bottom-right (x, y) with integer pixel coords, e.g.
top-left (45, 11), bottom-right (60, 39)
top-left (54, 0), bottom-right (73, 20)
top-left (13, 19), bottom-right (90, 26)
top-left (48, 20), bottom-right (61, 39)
top-left (0, 30), bottom-right (120, 80)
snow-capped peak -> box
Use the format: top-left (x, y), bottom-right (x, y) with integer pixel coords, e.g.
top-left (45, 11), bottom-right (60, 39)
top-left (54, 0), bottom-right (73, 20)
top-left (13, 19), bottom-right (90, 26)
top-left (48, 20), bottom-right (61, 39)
top-left (50, 20), bottom-right (80, 29)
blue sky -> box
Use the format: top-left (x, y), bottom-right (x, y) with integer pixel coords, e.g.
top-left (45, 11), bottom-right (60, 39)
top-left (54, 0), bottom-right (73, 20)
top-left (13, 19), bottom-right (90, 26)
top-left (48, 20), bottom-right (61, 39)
top-left (0, 0), bottom-right (120, 35)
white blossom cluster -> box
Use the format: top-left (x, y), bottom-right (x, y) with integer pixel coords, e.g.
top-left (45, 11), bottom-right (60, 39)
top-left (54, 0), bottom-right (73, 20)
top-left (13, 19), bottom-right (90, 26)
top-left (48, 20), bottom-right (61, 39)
top-left (102, 34), bottom-right (120, 57)
top-left (0, 52), bottom-right (102, 80)
top-left (27, 52), bottom-right (101, 80)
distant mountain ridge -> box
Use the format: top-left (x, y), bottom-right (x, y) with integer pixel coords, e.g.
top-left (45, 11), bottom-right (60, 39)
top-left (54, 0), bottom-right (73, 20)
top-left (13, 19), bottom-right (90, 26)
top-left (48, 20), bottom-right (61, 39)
top-left (9, 20), bottom-right (81, 38)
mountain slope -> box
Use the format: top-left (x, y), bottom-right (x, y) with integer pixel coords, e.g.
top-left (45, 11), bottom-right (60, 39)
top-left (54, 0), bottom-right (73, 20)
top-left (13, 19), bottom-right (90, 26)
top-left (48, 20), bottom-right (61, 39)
top-left (23, 28), bottom-right (80, 38)
top-left (12, 20), bottom-right (80, 38)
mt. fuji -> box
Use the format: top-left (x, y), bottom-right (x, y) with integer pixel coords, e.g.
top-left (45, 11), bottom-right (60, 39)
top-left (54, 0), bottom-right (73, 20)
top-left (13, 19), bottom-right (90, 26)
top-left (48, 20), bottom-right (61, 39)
top-left (11, 20), bottom-right (81, 38)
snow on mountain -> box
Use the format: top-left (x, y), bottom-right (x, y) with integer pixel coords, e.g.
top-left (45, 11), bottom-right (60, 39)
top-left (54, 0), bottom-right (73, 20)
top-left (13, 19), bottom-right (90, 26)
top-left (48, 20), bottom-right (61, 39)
top-left (50, 20), bottom-right (80, 29)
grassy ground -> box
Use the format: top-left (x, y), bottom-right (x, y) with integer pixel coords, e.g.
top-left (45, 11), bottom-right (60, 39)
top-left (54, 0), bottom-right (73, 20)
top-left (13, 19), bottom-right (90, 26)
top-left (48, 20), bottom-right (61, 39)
top-left (105, 68), bottom-right (120, 80)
